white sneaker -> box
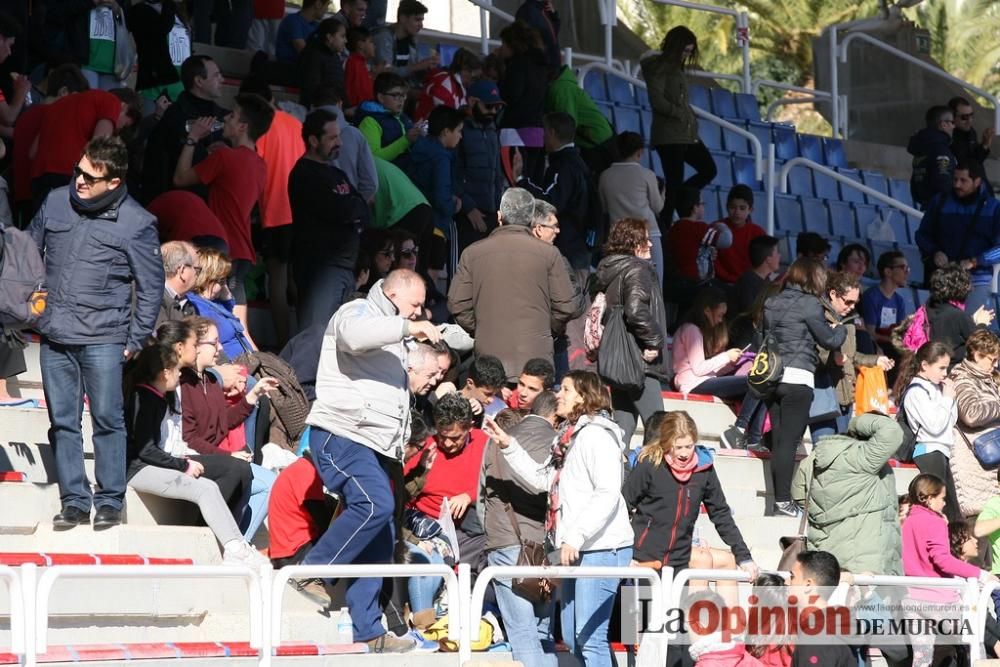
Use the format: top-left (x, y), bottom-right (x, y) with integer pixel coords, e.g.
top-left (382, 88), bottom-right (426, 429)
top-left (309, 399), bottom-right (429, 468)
top-left (223, 541), bottom-right (269, 567)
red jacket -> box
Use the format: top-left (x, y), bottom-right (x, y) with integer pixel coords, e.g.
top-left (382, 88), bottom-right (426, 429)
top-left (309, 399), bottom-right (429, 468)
top-left (345, 52), bottom-right (373, 108)
top-left (714, 217), bottom-right (765, 284)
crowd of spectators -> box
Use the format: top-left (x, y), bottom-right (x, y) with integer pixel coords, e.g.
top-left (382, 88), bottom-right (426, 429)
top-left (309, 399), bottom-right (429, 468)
top-left (6, 3), bottom-right (1000, 664)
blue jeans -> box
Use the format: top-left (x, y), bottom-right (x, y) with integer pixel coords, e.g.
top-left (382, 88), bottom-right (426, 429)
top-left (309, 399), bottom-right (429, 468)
top-left (560, 546), bottom-right (633, 667)
top-left (691, 376), bottom-right (765, 443)
top-left (488, 545), bottom-right (557, 667)
top-left (40, 341), bottom-right (127, 512)
top-left (239, 463), bottom-right (275, 540)
top-left (404, 541), bottom-right (446, 613)
top-left (302, 428), bottom-right (396, 642)
top-left (294, 264), bottom-right (354, 331)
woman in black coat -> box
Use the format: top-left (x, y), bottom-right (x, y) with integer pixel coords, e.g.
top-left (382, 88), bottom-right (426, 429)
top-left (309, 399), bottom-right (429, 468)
top-left (759, 258), bottom-right (846, 517)
top-left (593, 218), bottom-right (668, 447)
top-left (926, 264), bottom-right (994, 364)
top-left (497, 20), bottom-right (549, 184)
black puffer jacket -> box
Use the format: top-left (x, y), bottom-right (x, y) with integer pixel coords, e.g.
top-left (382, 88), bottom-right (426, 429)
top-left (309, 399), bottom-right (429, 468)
top-left (594, 253), bottom-right (667, 354)
top-left (763, 285), bottom-right (847, 374)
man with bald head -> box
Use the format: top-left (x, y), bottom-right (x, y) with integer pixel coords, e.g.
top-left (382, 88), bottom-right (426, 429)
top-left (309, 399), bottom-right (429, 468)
top-left (448, 187), bottom-right (580, 382)
top-left (302, 268), bottom-right (439, 654)
top-left (156, 241), bottom-right (200, 326)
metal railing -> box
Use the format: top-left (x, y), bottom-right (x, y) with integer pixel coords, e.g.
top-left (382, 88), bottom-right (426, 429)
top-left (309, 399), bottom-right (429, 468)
top-left (576, 62), bottom-right (763, 181)
top-left (468, 564), bottom-right (663, 665)
top-left (777, 157), bottom-right (924, 220)
top-left (0, 565), bottom-right (25, 663)
top-left (836, 29), bottom-right (1000, 136)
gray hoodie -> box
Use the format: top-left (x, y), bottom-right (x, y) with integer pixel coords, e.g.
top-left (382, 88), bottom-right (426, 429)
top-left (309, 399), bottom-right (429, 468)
top-left (307, 279), bottom-right (411, 459)
top-left (318, 104), bottom-right (379, 202)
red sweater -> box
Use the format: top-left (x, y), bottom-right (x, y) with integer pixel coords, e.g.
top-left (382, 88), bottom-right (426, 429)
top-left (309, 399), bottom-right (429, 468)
top-left (179, 368), bottom-right (254, 455)
top-left (403, 429), bottom-right (488, 519)
top-left (345, 52), bottom-right (373, 108)
top-left (666, 218), bottom-right (713, 281)
top-left (714, 217), bottom-right (765, 284)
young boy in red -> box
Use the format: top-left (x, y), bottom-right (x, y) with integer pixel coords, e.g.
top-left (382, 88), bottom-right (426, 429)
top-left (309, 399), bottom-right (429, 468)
top-left (345, 27), bottom-right (377, 110)
top-left (714, 184), bottom-right (765, 284)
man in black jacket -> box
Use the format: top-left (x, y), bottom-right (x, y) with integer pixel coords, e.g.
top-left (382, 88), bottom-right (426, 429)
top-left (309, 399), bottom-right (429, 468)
top-left (907, 105), bottom-right (957, 210)
top-left (513, 112), bottom-right (596, 272)
top-left (140, 55), bottom-right (226, 203)
top-left (949, 96), bottom-right (994, 164)
top-left (29, 136), bottom-right (163, 531)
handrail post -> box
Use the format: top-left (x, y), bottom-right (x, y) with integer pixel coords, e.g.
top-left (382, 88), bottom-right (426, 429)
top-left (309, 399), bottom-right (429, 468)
top-left (457, 563), bottom-right (472, 663)
top-left (738, 11), bottom-right (750, 94)
top-left (766, 143), bottom-right (776, 236)
top-left (604, 0), bottom-right (614, 67)
top-left (21, 564), bottom-right (35, 667)
top-left (478, 6), bottom-right (488, 55)
top-left (258, 563), bottom-right (272, 667)
top-left (829, 25), bottom-right (840, 139)
top-left (964, 577), bottom-right (983, 663)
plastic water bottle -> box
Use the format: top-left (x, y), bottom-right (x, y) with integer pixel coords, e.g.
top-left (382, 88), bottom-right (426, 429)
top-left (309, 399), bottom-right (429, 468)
top-left (334, 607), bottom-right (353, 644)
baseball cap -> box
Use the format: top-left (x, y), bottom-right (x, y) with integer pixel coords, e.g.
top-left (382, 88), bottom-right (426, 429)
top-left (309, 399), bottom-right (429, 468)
top-left (467, 80), bottom-right (504, 105)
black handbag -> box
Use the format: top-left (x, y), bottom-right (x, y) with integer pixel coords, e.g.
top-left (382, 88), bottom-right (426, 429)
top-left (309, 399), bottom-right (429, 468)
top-left (597, 273), bottom-right (645, 395)
top-left (747, 298), bottom-right (794, 399)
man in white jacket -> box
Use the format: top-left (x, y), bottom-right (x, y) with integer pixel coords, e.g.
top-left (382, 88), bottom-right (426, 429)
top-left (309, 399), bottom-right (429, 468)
top-left (302, 269), bottom-right (440, 653)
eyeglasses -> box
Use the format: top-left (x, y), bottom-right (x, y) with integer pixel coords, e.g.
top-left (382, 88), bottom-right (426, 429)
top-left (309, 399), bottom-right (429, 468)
top-left (537, 223), bottom-right (559, 231)
top-left (198, 339), bottom-right (220, 348)
top-left (958, 112), bottom-right (974, 121)
top-left (376, 248), bottom-right (395, 258)
top-left (842, 299), bottom-right (858, 307)
top-left (891, 264), bottom-right (911, 272)
top-left (73, 165), bottom-right (111, 186)
top-left (400, 246), bottom-right (419, 257)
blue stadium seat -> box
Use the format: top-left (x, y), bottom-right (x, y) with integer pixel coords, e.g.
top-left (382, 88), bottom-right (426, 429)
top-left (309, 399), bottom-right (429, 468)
top-left (710, 88), bottom-right (737, 118)
top-left (827, 237), bottom-right (843, 263)
top-left (607, 74), bottom-right (636, 106)
top-left (744, 121), bottom-right (773, 154)
top-left (906, 214), bottom-right (923, 245)
top-left (636, 85), bottom-right (649, 108)
top-left (787, 165), bottom-right (814, 197)
top-left (798, 134), bottom-right (824, 163)
top-left (885, 209), bottom-right (911, 244)
top-left (775, 194), bottom-right (804, 233)
top-left (835, 168), bottom-right (866, 204)
top-left (774, 124), bottom-right (798, 160)
top-left (898, 286), bottom-right (917, 317)
top-left (813, 171), bottom-right (839, 200)
top-left (651, 151), bottom-right (664, 179)
top-left (437, 44), bottom-right (459, 67)
top-left (778, 233), bottom-right (794, 265)
top-left (869, 241), bottom-right (897, 277)
top-left (698, 118), bottom-right (723, 150)
top-left (596, 101), bottom-right (615, 124)
top-left (416, 43), bottom-right (433, 60)
top-left (641, 146), bottom-right (654, 170)
top-left (900, 245), bottom-right (924, 286)
top-left (710, 151), bottom-right (734, 187)
top-left (583, 71), bottom-right (608, 102)
top-left (854, 204), bottom-right (881, 239)
top-left (613, 106), bottom-right (642, 135)
top-left (860, 170), bottom-right (889, 205)
top-left (735, 93), bottom-right (761, 121)
top-left (689, 84), bottom-right (711, 112)
top-left (732, 155), bottom-right (757, 189)
top-left (888, 178), bottom-right (914, 208)
top-left (703, 187), bottom-right (722, 222)
top-left (823, 138), bottom-right (848, 168)
top-left (828, 201), bottom-right (857, 238)
top-left (801, 197), bottom-right (829, 233)
top-left (722, 127), bottom-right (750, 154)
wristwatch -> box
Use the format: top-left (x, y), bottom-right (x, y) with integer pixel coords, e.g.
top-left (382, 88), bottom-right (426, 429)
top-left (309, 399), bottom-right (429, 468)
top-left (184, 137), bottom-right (197, 146)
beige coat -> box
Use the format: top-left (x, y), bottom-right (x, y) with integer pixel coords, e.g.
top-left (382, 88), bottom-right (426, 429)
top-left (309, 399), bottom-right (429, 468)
top-left (447, 224), bottom-right (584, 381)
top-left (950, 358), bottom-right (1000, 516)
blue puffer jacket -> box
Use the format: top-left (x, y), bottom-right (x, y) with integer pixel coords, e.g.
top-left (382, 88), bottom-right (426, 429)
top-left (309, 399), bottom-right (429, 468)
top-left (406, 136), bottom-right (456, 236)
top-left (457, 116), bottom-right (504, 214)
top-left (915, 183), bottom-right (1000, 286)
top-left (28, 186), bottom-right (163, 352)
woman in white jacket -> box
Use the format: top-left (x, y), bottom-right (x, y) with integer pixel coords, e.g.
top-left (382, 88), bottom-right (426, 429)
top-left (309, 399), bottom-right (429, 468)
top-left (483, 370), bottom-right (633, 667)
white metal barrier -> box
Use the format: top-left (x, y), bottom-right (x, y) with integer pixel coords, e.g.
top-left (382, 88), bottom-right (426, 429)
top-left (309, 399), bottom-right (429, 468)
top-left (576, 62), bottom-right (764, 182)
top-left (778, 157), bottom-right (924, 220)
top-left (0, 565), bottom-right (25, 663)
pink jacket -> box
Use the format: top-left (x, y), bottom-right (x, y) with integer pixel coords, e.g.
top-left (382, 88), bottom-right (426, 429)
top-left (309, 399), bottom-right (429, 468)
top-left (902, 504), bottom-right (981, 601)
top-left (672, 323), bottom-right (734, 394)
top-left (693, 645), bottom-right (764, 667)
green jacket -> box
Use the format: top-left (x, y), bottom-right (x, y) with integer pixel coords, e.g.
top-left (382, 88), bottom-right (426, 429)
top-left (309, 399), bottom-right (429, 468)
top-left (640, 55), bottom-right (698, 146)
top-left (545, 66), bottom-right (614, 149)
top-left (791, 414), bottom-right (903, 576)
top-left (371, 157), bottom-right (428, 229)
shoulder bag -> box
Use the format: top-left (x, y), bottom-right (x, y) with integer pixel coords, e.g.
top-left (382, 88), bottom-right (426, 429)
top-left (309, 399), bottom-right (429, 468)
top-left (597, 271), bottom-right (645, 395)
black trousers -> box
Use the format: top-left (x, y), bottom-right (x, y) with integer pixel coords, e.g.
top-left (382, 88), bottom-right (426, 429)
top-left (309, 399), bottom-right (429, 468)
top-left (190, 455), bottom-right (252, 517)
top-left (914, 450), bottom-right (962, 522)
top-left (654, 141), bottom-right (717, 229)
top-left (764, 383), bottom-right (814, 503)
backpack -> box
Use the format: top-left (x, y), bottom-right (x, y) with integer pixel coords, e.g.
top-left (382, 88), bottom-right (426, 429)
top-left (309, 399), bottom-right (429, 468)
top-left (695, 227), bottom-right (719, 282)
top-left (0, 225), bottom-right (46, 330)
top-left (895, 384), bottom-right (928, 463)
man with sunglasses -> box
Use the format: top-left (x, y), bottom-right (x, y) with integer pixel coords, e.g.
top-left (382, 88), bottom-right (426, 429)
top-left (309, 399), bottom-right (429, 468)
top-left (949, 96), bottom-right (994, 165)
top-left (29, 136), bottom-right (164, 531)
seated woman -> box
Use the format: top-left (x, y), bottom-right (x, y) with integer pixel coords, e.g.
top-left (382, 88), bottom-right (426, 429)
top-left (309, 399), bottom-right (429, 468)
top-left (672, 286), bottom-right (764, 448)
top-left (188, 248), bottom-right (257, 361)
top-left (180, 317), bottom-right (279, 541)
top-left (925, 264), bottom-right (993, 363)
top-left (125, 343), bottom-right (263, 565)
top-left (401, 393), bottom-right (488, 621)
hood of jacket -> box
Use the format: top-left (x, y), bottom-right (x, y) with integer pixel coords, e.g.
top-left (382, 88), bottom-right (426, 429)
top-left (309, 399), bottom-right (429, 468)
top-left (907, 127), bottom-right (952, 156)
top-left (366, 278), bottom-right (401, 317)
top-left (575, 412), bottom-right (626, 452)
top-left (553, 64), bottom-right (578, 87)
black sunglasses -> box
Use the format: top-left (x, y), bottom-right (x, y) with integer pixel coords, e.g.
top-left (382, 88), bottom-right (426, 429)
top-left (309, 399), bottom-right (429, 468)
top-left (73, 165), bottom-right (111, 186)
top-left (400, 246), bottom-right (419, 258)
